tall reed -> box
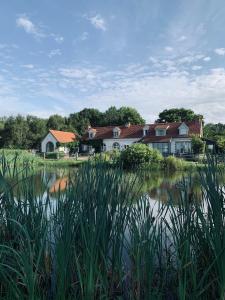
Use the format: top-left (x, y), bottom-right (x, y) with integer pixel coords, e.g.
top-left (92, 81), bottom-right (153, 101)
top-left (0, 153), bottom-right (224, 299)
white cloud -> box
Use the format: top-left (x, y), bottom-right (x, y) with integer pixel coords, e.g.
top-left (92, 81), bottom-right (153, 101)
top-left (214, 48), bottom-right (225, 56)
top-left (192, 65), bottom-right (202, 71)
top-left (21, 64), bottom-right (34, 69)
top-left (48, 49), bottom-right (62, 58)
top-left (16, 16), bottom-right (44, 38)
top-left (59, 67), bottom-right (96, 79)
top-left (203, 56), bottom-right (211, 62)
top-left (88, 14), bottom-right (107, 31)
top-left (165, 46), bottom-right (173, 52)
top-left (54, 36), bottom-right (64, 43)
top-left (81, 32), bottom-right (89, 41)
top-left (177, 35), bottom-right (187, 42)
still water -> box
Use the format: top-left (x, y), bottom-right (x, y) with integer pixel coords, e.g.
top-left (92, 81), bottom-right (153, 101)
top-left (23, 167), bottom-right (204, 204)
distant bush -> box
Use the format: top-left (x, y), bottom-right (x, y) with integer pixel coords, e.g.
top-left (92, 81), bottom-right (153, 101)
top-left (120, 144), bottom-right (163, 168)
top-left (44, 152), bottom-right (65, 159)
top-left (163, 155), bottom-right (197, 171)
top-left (192, 136), bottom-right (205, 154)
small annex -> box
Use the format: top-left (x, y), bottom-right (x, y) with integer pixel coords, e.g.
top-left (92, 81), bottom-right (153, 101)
top-left (41, 129), bottom-right (77, 154)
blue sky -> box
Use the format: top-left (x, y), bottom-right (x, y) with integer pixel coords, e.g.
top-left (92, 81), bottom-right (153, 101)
top-left (0, 0), bottom-right (225, 123)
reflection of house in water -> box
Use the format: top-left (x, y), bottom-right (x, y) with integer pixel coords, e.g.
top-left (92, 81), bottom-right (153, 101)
top-left (49, 177), bottom-right (69, 193)
top-left (41, 169), bottom-right (69, 193)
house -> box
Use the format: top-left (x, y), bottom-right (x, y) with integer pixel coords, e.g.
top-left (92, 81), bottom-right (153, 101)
top-left (81, 120), bottom-right (203, 155)
top-left (41, 129), bottom-right (77, 154)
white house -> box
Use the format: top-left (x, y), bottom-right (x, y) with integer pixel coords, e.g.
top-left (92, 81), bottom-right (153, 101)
top-left (41, 130), bottom-right (77, 154)
top-left (81, 120), bottom-right (203, 155)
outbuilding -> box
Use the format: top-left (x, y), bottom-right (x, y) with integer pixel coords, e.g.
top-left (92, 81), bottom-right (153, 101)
top-left (41, 129), bottom-right (77, 154)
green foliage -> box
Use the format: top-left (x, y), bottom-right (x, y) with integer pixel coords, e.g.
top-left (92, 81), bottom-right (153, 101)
top-left (191, 135), bottom-right (205, 154)
top-left (120, 143), bottom-right (163, 168)
top-left (157, 108), bottom-right (203, 123)
top-left (46, 114), bottom-right (67, 130)
top-left (1, 115), bottom-right (29, 149)
top-left (163, 155), bottom-right (190, 171)
top-left (204, 123), bottom-right (225, 153)
top-left (0, 154), bottom-right (224, 298)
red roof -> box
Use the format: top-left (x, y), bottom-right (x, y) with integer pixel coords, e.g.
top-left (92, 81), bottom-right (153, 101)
top-left (155, 124), bottom-right (170, 130)
top-left (49, 130), bottom-right (76, 143)
top-left (82, 125), bottom-right (144, 140)
top-left (82, 120), bottom-right (202, 142)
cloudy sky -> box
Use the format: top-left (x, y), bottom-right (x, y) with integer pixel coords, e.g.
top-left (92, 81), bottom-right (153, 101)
top-left (0, 0), bottom-right (225, 123)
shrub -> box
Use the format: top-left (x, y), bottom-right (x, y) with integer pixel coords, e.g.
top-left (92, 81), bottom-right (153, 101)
top-left (164, 156), bottom-right (186, 171)
top-left (192, 135), bottom-right (205, 154)
top-left (120, 144), bottom-right (163, 168)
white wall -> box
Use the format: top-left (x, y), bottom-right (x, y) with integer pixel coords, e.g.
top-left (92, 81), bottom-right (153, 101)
top-left (41, 133), bottom-right (57, 153)
top-left (103, 138), bottom-right (140, 151)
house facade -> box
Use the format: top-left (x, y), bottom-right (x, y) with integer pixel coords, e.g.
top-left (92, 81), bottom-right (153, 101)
top-left (81, 120), bottom-right (203, 155)
top-left (41, 130), bottom-right (77, 153)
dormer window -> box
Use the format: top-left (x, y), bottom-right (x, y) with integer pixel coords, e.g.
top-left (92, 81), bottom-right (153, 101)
top-left (88, 128), bottom-right (96, 139)
top-left (113, 127), bottom-right (121, 138)
top-left (156, 129), bottom-right (166, 136)
top-left (143, 125), bottom-right (149, 136)
top-left (155, 125), bottom-right (169, 136)
top-left (178, 123), bottom-right (189, 135)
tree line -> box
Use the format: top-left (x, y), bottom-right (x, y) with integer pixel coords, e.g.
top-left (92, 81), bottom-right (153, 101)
top-left (0, 107), bottom-right (145, 149)
top-left (0, 107), bottom-right (224, 152)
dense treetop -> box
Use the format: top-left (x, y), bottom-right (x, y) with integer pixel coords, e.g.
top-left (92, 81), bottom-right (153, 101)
top-left (156, 108), bottom-right (203, 123)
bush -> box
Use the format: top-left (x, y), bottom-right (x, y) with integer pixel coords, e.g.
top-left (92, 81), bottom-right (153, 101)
top-left (44, 152), bottom-right (65, 159)
top-left (120, 144), bottom-right (163, 168)
top-left (164, 156), bottom-right (186, 171)
top-left (192, 136), bottom-right (205, 154)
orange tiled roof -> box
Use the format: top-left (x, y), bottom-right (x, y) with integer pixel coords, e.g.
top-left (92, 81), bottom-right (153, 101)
top-left (49, 130), bottom-right (76, 143)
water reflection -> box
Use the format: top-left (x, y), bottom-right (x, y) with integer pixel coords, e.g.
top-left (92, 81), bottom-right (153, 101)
top-left (8, 167), bottom-right (225, 204)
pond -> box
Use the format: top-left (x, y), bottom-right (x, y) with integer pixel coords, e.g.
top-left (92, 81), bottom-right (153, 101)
top-left (15, 166), bottom-right (204, 204)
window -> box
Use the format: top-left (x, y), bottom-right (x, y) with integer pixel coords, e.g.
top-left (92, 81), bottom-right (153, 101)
top-left (156, 129), bottom-right (166, 136)
top-left (89, 132), bottom-right (94, 138)
top-left (124, 145), bottom-right (129, 149)
top-left (143, 129), bottom-right (148, 136)
top-left (113, 131), bottom-right (119, 138)
top-left (113, 142), bottom-right (120, 150)
top-left (179, 124), bottom-right (189, 135)
top-left (179, 128), bottom-right (188, 135)
top-left (152, 143), bottom-right (169, 154)
top-left (175, 141), bottom-right (192, 154)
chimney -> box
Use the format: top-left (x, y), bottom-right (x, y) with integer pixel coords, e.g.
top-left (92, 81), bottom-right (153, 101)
top-left (125, 122), bottom-right (131, 128)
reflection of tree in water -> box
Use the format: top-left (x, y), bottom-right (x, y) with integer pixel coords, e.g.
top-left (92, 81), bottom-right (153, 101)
top-left (140, 171), bottom-right (203, 204)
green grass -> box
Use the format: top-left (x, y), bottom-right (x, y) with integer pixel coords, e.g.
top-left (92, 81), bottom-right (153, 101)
top-left (0, 149), bottom-right (85, 167)
top-left (0, 153), bottom-right (224, 299)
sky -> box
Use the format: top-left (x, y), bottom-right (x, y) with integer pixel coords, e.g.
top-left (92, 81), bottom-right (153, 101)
top-left (0, 0), bottom-right (225, 123)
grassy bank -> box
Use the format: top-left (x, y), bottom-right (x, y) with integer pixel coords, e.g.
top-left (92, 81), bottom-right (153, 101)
top-left (0, 154), bottom-right (225, 299)
top-left (0, 149), bottom-right (86, 167)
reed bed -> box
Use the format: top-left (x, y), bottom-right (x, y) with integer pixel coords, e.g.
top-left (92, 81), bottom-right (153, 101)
top-left (0, 154), bottom-right (224, 299)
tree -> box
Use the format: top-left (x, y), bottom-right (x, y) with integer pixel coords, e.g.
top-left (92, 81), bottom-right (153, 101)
top-left (47, 114), bottom-right (66, 130)
top-left (26, 116), bottom-right (47, 149)
top-left (117, 107), bottom-right (145, 125)
top-left (78, 108), bottom-right (104, 127)
top-left (191, 136), bottom-right (205, 154)
top-left (103, 106), bottom-right (119, 125)
top-left (157, 108), bottom-right (203, 123)
top-left (204, 123), bottom-right (225, 153)
top-left (103, 106), bottom-right (145, 126)
top-left (1, 115), bottom-right (29, 149)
